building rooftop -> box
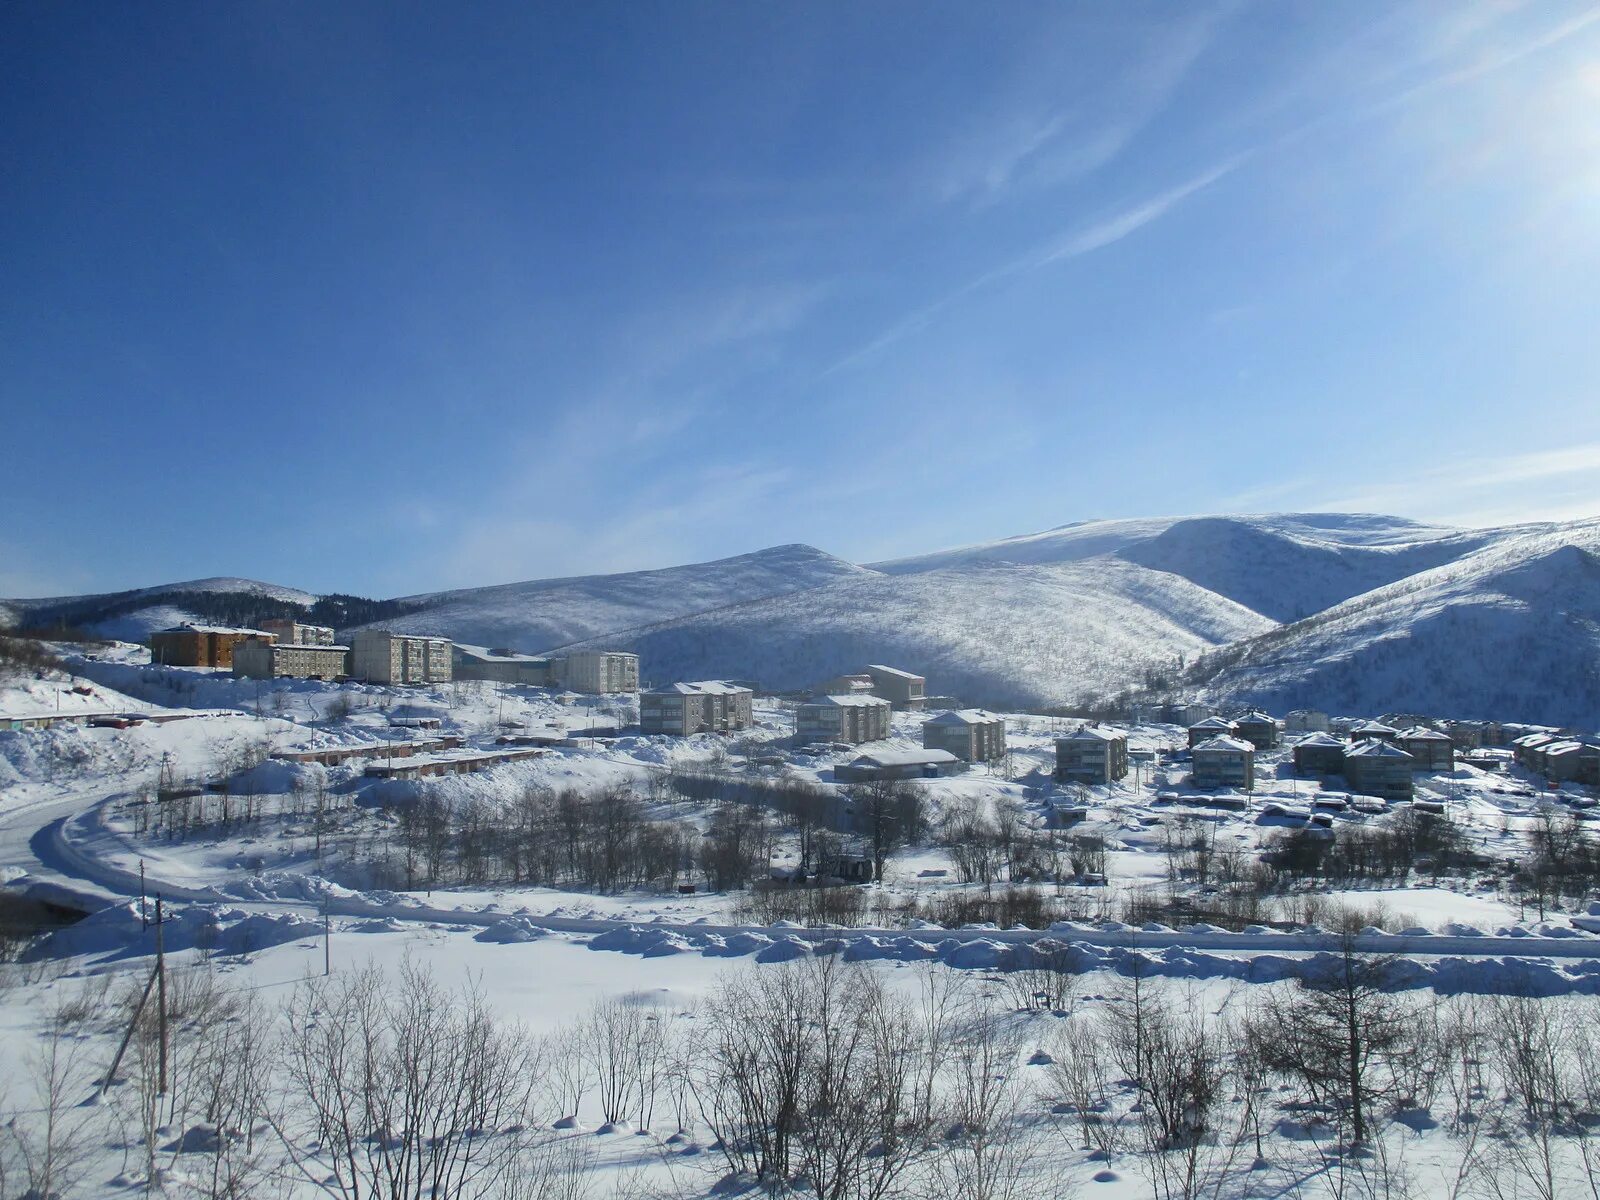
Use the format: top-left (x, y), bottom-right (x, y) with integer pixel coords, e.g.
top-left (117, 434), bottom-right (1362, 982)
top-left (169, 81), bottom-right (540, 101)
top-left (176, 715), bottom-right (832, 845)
top-left (865, 664), bottom-right (924, 681)
top-left (1192, 735), bottom-right (1254, 753)
top-left (646, 680), bottom-right (752, 696)
top-left (156, 623), bottom-right (272, 636)
top-left (1296, 732), bottom-right (1345, 747)
top-left (802, 693), bottom-right (892, 708)
top-left (1058, 725), bottom-right (1124, 743)
top-left (454, 643), bottom-right (550, 665)
top-left (924, 708), bottom-right (1004, 726)
top-left (1346, 740), bottom-right (1415, 760)
top-left (1398, 726), bottom-right (1452, 741)
top-left (1190, 716), bottom-right (1236, 730)
top-left (1352, 721), bottom-right (1400, 735)
top-left (849, 748), bottom-right (959, 768)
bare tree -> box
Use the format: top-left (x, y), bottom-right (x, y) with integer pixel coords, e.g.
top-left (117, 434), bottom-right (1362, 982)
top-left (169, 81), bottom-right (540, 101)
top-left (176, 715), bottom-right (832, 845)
top-left (272, 960), bottom-right (553, 1200)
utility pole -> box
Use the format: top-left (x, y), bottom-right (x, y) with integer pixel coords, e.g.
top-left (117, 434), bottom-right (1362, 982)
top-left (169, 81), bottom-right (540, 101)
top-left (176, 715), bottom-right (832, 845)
top-left (155, 895), bottom-right (168, 1098)
top-left (139, 860), bottom-right (147, 931)
top-left (323, 895), bottom-right (331, 977)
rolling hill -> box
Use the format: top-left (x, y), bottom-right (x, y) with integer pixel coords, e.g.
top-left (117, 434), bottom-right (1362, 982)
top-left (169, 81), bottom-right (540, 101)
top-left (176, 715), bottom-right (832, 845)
top-left (7, 512), bottom-right (1599, 726)
top-left (348, 544), bottom-right (877, 651)
top-left (1183, 521), bottom-right (1600, 728)
top-left (555, 558), bottom-right (1275, 710)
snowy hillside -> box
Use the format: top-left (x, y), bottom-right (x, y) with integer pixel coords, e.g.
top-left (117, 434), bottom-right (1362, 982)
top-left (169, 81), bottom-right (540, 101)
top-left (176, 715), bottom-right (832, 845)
top-left (872, 512), bottom-right (1511, 620)
top-left (352, 544), bottom-right (878, 652)
top-left (1188, 520), bottom-right (1600, 727)
top-left (1, 577), bottom-right (319, 641)
top-left (1117, 516), bottom-right (1507, 621)
top-left (559, 558), bottom-right (1274, 709)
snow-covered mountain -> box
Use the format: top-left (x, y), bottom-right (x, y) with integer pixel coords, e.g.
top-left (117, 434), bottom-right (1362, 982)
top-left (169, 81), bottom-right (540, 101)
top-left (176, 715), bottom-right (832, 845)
top-left (1186, 521), bottom-right (1600, 728)
top-left (349, 544), bottom-right (877, 651)
top-left (556, 558), bottom-right (1274, 710)
top-left (9, 512), bottom-right (1599, 726)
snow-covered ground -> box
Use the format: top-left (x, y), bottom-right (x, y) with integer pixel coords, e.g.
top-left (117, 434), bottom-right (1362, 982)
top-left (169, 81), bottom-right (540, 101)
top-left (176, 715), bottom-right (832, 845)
top-left (5, 644), bottom-right (1600, 1197)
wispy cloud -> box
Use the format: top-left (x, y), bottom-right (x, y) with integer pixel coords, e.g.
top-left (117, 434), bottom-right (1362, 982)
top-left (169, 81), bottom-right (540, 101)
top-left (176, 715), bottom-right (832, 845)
top-left (928, 5), bottom-right (1235, 207)
top-left (825, 155), bottom-right (1247, 376)
top-left (1312, 442), bottom-right (1600, 529)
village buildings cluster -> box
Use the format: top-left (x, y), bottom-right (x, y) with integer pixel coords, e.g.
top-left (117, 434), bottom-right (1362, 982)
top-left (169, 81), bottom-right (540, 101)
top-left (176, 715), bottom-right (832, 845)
top-left (136, 620), bottom-right (1600, 806)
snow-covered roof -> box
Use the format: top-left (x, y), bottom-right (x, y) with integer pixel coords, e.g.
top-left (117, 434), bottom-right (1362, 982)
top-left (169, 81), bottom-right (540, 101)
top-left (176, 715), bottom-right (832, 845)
top-left (924, 708), bottom-right (1003, 726)
top-left (155, 623), bottom-right (271, 636)
top-left (1295, 732), bottom-right (1344, 747)
top-left (1513, 732), bottom-right (1557, 747)
top-left (646, 680), bottom-right (752, 696)
top-left (1544, 740), bottom-right (1585, 756)
top-left (1234, 710), bottom-right (1276, 724)
top-left (1346, 739), bottom-right (1415, 760)
top-left (1059, 725), bottom-right (1124, 743)
top-left (1398, 726), bottom-right (1451, 741)
top-left (1352, 721), bottom-right (1399, 734)
top-left (1190, 716), bottom-right (1236, 730)
top-left (849, 748), bottom-right (958, 768)
top-left (1192, 735), bottom-right (1253, 753)
top-left (454, 643), bottom-right (550, 665)
top-left (801, 694), bottom-right (892, 708)
top-left (865, 664), bottom-right (924, 681)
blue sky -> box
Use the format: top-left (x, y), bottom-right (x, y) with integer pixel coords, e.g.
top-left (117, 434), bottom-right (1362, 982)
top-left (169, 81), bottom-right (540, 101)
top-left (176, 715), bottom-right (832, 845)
top-left (4, 2), bottom-right (1600, 598)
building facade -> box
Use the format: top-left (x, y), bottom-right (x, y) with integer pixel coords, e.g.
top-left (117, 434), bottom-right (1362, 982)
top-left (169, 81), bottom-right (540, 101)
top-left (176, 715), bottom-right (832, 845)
top-left (814, 673), bottom-right (876, 697)
top-left (1232, 710), bottom-right (1280, 750)
top-left (232, 641), bottom-right (350, 680)
top-left (922, 709), bottom-right (1007, 762)
top-left (149, 624), bottom-right (273, 669)
top-left (865, 664), bottom-right (926, 710)
top-left (1191, 735), bottom-right (1255, 790)
top-left (1283, 709), bottom-right (1331, 733)
top-left (1292, 732), bottom-right (1347, 776)
top-left (258, 618), bottom-right (336, 646)
top-left (796, 694), bottom-right (892, 745)
top-left (835, 748), bottom-right (961, 782)
top-left (1187, 716), bottom-right (1237, 748)
top-left (350, 630), bottom-right (453, 684)
top-left (639, 681), bottom-right (754, 736)
top-left (1343, 740), bottom-right (1415, 801)
top-left (558, 651), bottom-right (640, 694)
top-left (452, 644), bottom-right (555, 686)
top-left (1055, 726), bottom-right (1130, 784)
top-left (1398, 727), bottom-right (1455, 772)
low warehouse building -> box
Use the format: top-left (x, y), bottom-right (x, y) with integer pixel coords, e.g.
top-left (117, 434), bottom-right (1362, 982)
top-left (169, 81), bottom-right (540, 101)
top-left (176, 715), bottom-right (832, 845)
top-left (1398, 726), bottom-right (1455, 772)
top-left (835, 748), bottom-right (961, 783)
top-left (1292, 732), bottom-right (1346, 776)
top-left (922, 709), bottom-right (1007, 763)
top-left (232, 641), bottom-right (350, 680)
top-left (1055, 726), bottom-right (1129, 785)
top-left (796, 695), bottom-right (892, 745)
top-left (452, 644), bottom-right (555, 686)
top-left (1191, 735), bottom-right (1255, 791)
top-left (640, 681), bottom-right (754, 736)
top-left (1343, 740), bottom-right (1415, 802)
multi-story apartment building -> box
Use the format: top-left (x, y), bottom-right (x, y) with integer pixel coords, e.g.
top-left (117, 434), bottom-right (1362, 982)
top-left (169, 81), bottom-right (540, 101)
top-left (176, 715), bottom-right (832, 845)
top-left (639, 681), bottom-right (754, 736)
top-left (1054, 726), bottom-right (1129, 784)
top-left (149, 624), bottom-right (273, 669)
top-left (259, 618), bottom-right (336, 646)
top-left (923, 709), bottom-right (1007, 763)
top-left (350, 630), bottom-right (453, 684)
top-left (232, 640), bottom-right (350, 680)
top-left (557, 651), bottom-right (640, 694)
top-left (796, 694), bottom-right (892, 745)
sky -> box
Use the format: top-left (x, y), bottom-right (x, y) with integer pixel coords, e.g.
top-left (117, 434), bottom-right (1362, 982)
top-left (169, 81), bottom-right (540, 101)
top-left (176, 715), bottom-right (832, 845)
top-left (4, 2), bottom-right (1600, 599)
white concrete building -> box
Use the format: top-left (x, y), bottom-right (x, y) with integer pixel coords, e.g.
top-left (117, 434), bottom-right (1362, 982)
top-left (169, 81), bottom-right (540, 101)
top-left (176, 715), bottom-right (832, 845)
top-left (350, 630), bottom-right (453, 684)
top-left (558, 651), bottom-right (640, 694)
